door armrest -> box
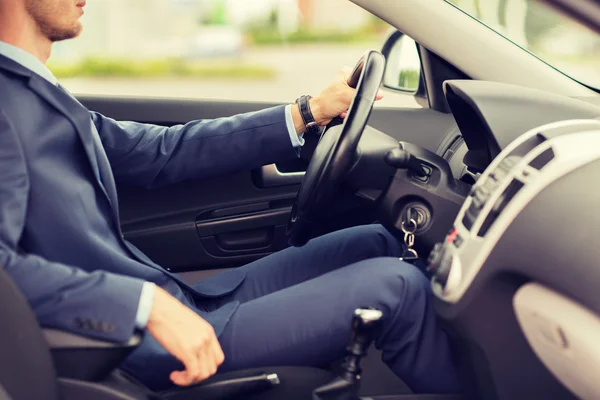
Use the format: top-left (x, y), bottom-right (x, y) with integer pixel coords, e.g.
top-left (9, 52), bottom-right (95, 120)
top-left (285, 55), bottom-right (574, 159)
top-left (43, 329), bottom-right (141, 382)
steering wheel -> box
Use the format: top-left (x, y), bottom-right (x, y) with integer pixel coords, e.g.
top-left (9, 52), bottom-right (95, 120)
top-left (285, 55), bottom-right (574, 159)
top-left (287, 50), bottom-right (386, 246)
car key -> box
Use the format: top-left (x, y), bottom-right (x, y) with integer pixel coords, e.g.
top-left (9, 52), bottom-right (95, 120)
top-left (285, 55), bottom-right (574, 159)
top-left (399, 216), bottom-right (419, 263)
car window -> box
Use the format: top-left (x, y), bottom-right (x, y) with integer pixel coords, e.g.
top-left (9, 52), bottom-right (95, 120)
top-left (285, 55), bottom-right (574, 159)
top-left (446, 0), bottom-right (600, 91)
top-left (49, 0), bottom-right (420, 108)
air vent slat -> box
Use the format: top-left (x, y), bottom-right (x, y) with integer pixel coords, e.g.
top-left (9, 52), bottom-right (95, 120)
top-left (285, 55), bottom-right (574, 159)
top-left (477, 179), bottom-right (525, 237)
top-left (528, 148), bottom-right (555, 170)
top-left (510, 134), bottom-right (547, 158)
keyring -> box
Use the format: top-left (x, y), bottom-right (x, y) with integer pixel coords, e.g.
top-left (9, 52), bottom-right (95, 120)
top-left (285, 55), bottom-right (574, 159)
top-left (401, 218), bottom-right (417, 234)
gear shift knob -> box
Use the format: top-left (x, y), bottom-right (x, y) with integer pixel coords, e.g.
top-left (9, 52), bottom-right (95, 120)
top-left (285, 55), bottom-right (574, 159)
top-left (343, 309), bottom-right (383, 383)
top-left (313, 308), bottom-right (383, 400)
top-left (351, 309), bottom-right (383, 344)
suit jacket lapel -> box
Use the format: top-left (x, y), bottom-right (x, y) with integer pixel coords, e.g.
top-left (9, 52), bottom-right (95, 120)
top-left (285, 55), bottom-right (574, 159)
top-left (28, 76), bottom-right (126, 231)
top-left (0, 53), bottom-right (32, 80)
top-left (29, 79), bottom-right (165, 272)
top-left (0, 55), bottom-right (103, 191)
top-left (28, 77), bottom-right (103, 186)
top-left (55, 85), bottom-right (123, 230)
top-left (89, 121), bottom-right (121, 223)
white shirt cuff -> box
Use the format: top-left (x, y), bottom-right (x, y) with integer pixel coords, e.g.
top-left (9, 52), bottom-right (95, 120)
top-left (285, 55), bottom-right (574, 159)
top-left (134, 282), bottom-right (156, 329)
top-left (284, 104), bottom-right (305, 157)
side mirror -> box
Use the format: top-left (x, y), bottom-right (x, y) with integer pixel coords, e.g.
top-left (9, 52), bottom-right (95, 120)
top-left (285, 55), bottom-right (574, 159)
top-left (381, 31), bottom-right (422, 93)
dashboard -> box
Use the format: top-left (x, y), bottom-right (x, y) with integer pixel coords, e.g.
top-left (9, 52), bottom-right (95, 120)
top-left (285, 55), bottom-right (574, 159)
top-left (442, 80), bottom-right (600, 174)
top-left (424, 81), bottom-right (600, 400)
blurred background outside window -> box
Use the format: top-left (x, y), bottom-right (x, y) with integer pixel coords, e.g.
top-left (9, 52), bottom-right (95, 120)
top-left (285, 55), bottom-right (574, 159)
top-left (49, 0), bottom-right (600, 105)
top-left (50, 0), bottom-right (405, 105)
top-left (448, 0), bottom-right (600, 89)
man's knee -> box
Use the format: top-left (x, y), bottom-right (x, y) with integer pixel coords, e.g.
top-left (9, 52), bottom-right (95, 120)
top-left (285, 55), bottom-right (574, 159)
top-left (379, 258), bottom-right (429, 290)
top-left (345, 224), bottom-right (403, 258)
top-left (395, 262), bottom-right (432, 304)
top-left (351, 258), bottom-right (431, 308)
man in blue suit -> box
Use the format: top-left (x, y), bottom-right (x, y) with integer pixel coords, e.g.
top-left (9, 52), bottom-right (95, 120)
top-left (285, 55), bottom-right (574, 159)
top-left (0, 0), bottom-right (460, 394)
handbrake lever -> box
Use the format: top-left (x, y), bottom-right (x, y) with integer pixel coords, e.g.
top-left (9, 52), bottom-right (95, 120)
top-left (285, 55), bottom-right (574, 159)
top-left (161, 372), bottom-right (279, 400)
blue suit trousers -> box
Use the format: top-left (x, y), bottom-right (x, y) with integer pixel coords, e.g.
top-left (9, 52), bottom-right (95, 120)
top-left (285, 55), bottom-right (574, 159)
top-left (133, 225), bottom-right (460, 394)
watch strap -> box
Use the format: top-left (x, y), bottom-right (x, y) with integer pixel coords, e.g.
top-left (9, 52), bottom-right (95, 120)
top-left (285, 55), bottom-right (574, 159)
top-left (295, 95), bottom-right (320, 134)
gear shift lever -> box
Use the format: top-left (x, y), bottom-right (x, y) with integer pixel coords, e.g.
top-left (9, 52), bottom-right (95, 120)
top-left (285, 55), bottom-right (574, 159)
top-left (343, 309), bottom-right (383, 383)
top-left (313, 308), bottom-right (383, 400)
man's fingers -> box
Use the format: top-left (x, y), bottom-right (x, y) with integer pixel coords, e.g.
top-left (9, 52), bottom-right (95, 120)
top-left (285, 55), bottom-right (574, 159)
top-left (376, 89), bottom-right (384, 101)
top-left (183, 351), bottom-right (201, 380)
top-left (147, 288), bottom-right (223, 388)
top-left (170, 370), bottom-right (195, 386)
top-left (198, 344), bottom-right (218, 380)
top-left (199, 338), bottom-right (221, 379)
top-left (190, 336), bottom-right (225, 384)
top-left (170, 342), bottom-right (208, 386)
top-left (341, 66), bottom-right (353, 75)
top-left (170, 360), bottom-right (213, 386)
top-left (213, 339), bottom-right (225, 366)
top-left (340, 66), bottom-right (353, 82)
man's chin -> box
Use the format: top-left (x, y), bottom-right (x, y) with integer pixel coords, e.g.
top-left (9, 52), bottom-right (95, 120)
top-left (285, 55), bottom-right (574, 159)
top-left (73, 22), bottom-right (83, 38)
top-left (49, 23), bottom-right (83, 42)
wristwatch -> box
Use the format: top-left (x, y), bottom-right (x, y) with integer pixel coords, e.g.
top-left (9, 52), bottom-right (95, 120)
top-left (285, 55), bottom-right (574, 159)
top-left (295, 95), bottom-right (321, 134)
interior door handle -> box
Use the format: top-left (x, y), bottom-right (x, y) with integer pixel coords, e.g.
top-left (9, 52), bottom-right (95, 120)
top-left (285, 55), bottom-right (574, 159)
top-left (256, 164), bottom-right (305, 188)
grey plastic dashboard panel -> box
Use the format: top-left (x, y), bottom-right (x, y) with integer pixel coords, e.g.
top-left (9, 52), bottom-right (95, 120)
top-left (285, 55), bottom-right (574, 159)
top-left (443, 80), bottom-right (600, 159)
top-left (514, 283), bottom-right (600, 400)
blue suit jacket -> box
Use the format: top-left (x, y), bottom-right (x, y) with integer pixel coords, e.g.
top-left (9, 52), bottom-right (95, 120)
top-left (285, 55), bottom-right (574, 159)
top-left (0, 54), bottom-right (298, 343)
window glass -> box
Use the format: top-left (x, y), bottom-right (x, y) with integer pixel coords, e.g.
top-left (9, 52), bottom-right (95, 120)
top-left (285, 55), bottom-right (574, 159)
top-left (446, 0), bottom-right (600, 90)
top-left (50, 0), bottom-right (420, 108)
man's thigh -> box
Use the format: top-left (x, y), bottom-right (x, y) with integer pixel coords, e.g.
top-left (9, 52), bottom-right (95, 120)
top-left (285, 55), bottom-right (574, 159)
top-left (217, 257), bottom-right (430, 371)
top-left (202, 224), bottom-right (403, 308)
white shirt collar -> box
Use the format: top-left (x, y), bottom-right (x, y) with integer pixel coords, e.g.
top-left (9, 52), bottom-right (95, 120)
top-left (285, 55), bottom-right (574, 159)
top-left (0, 41), bottom-right (58, 86)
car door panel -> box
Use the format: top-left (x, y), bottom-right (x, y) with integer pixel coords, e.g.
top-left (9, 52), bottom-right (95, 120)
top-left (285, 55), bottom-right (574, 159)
top-left (81, 96), bottom-right (454, 271)
top-left (117, 170), bottom-right (298, 272)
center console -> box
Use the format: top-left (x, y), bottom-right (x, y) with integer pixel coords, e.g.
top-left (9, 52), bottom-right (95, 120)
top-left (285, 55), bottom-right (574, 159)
top-left (429, 119), bottom-right (600, 303)
top-left (427, 119), bottom-right (600, 400)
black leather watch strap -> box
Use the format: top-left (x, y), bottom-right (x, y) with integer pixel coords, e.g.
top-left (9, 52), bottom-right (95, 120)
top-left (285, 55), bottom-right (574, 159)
top-left (295, 95), bottom-right (321, 134)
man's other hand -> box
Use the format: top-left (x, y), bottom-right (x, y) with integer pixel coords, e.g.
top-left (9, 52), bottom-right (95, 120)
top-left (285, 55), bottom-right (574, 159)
top-left (146, 287), bottom-right (225, 386)
top-left (311, 66), bottom-right (384, 126)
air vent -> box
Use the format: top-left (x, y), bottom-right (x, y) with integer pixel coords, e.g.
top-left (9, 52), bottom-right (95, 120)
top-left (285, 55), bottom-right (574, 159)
top-left (528, 148), bottom-right (555, 170)
top-left (461, 183), bottom-right (495, 231)
top-left (488, 155), bottom-right (520, 182)
top-left (462, 206), bottom-right (475, 230)
top-left (510, 133), bottom-right (547, 158)
top-left (478, 179), bottom-right (525, 237)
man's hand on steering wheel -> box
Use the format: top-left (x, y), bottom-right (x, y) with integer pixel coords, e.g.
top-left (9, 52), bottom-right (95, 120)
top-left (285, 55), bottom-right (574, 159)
top-left (311, 67), bottom-right (357, 125)
top-left (292, 66), bottom-right (384, 133)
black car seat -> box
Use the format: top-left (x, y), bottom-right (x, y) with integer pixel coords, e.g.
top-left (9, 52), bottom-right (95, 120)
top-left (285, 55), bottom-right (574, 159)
top-left (0, 266), bottom-right (59, 400)
top-left (0, 267), bottom-right (336, 400)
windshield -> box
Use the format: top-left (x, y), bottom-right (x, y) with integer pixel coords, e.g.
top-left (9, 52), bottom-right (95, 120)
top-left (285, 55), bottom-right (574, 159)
top-left (446, 0), bottom-right (600, 90)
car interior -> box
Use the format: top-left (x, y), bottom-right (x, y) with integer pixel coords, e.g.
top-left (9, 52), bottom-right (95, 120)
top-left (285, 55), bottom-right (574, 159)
top-left (2, 1), bottom-right (600, 399)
